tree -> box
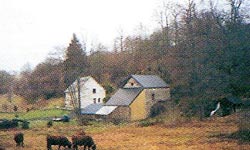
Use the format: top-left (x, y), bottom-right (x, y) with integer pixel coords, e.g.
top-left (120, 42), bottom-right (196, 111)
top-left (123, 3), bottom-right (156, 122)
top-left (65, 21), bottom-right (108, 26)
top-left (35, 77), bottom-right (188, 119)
top-left (64, 33), bottom-right (88, 87)
top-left (0, 71), bottom-right (15, 103)
top-left (88, 43), bottom-right (107, 82)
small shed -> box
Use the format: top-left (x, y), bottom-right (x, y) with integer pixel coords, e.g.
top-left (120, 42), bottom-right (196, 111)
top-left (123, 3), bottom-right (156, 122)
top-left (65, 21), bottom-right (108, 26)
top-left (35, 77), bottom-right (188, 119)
top-left (80, 104), bottom-right (117, 120)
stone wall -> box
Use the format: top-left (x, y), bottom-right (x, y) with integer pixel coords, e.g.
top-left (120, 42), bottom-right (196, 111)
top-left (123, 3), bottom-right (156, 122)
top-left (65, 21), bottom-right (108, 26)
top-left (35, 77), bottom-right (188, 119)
top-left (107, 106), bottom-right (131, 121)
top-left (144, 88), bottom-right (171, 117)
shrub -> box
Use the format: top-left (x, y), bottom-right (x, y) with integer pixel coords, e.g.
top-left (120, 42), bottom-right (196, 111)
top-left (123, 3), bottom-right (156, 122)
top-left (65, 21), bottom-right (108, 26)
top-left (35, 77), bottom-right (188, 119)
top-left (179, 98), bottom-right (217, 119)
top-left (47, 120), bottom-right (53, 128)
top-left (112, 118), bottom-right (123, 125)
top-left (139, 119), bottom-right (155, 127)
top-left (22, 121), bottom-right (30, 129)
top-left (0, 119), bottom-right (18, 129)
top-left (62, 115), bottom-right (70, 122)
top-left (150, 102), bottom-right (167, 118)
top-left (229, 109), bottom-right (250, 142)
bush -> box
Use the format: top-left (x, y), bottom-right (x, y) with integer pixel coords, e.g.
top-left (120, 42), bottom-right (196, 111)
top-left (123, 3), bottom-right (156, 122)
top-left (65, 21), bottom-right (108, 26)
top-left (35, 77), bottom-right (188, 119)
top-left (229, 109), bottom-right (250, 142)
top-left (62, 115), bottom-right (70, 122)
top-left (139, 120), bottom-right (155, 127)
top-left (0, 119), bottom-right (19, 129)
top-left (179, 98), bottom-right (217, 119)
top-left (47, 120), bottom-right (53, 128)
top-left (230, 130), bottom-right (250, 142)
top-left (150, 102), bottom-right (167, 118)
top-left (112, 118), bottom-right (123, 125)
top-left (22, 121), bottom-right (30, 129)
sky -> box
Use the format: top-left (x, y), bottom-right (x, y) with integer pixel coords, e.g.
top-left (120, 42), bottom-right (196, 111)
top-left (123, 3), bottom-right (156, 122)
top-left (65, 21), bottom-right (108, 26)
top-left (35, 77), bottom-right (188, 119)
top-left (0, 0), bottom-right (163, 72)
top-left (0, 0), bottom-right (232, 73)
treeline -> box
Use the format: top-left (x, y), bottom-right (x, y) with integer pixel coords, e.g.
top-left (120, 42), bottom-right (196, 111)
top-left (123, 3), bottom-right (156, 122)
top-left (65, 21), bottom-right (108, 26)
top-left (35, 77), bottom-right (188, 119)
top-left (1, 0), bottom-right (249, 104)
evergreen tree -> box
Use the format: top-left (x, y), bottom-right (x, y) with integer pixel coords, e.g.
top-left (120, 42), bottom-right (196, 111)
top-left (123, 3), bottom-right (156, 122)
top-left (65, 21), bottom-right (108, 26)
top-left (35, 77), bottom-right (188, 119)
top-left (64, 33), bottom-right (88, 87)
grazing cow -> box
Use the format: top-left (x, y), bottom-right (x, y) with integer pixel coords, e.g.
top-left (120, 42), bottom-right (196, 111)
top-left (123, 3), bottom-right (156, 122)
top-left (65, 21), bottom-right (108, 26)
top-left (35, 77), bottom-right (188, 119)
top-left (47, 135), bottom-right (72, 150)
top-left (14, 132), bottom-right (24, 147)
top-left (72, 135), bottom-right (96, 150)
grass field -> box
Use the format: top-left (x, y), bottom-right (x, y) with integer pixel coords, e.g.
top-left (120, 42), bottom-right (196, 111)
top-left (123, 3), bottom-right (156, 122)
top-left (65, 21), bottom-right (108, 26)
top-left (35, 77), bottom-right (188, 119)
top-left (0, 109), bottom-right (70, 120)
top-left (0, 95), bottom-right (249, 149)
top-left (0, 95), bottom-right (65, 112)
top-left (0, 112), bottom-right (249, 150)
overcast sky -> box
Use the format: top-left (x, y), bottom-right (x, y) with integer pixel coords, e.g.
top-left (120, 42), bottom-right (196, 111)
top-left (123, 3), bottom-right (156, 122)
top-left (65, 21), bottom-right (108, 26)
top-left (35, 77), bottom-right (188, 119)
top-left (0, 0), bottom-right (164, 72)
top-left (0, 0), bottom-right (232, 73)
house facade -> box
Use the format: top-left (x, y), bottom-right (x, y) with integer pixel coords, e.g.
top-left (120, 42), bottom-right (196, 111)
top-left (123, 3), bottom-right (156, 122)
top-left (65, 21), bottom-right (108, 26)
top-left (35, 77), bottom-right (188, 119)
top-left (64, 76), bottom-right (106, 109)
top-left (105, 75), bottom-right (171, 121)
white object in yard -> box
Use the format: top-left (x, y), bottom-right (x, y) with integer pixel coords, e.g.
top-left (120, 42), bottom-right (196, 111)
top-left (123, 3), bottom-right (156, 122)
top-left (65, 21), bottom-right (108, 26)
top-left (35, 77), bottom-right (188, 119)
top-left (210, 102), bottom-right (220, 116)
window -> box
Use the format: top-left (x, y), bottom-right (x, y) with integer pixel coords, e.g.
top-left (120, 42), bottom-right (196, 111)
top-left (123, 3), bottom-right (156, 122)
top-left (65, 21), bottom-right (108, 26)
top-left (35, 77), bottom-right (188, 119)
top-left (98, 98), bottom-right (101, 103)
top-left (151, 93), bottom-right (155, 101)
top-left (93, 98), bottom-right (96, 104)
top-left (93, 88), bottom-right (96, 94)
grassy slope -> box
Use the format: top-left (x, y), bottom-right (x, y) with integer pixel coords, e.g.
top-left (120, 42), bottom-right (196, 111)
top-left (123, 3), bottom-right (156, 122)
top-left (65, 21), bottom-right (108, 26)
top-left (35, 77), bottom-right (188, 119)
top-left (0, 95), bottom-right (65, 112)
top-left (0, 95), bottom-right (66, 119)
top-left (0, 95), bottom-right (28, 112)
top-left (0, 112), bottom-right (249, 150)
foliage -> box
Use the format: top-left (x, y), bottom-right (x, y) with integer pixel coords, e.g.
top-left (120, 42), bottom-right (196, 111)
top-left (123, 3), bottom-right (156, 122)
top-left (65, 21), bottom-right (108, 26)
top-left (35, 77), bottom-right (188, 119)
top-left (64, 33), bottom-right (88, 87)
top-left (21, 120), bottom-right (30, 129)
top-left (103, 84), bottom-right (114, 95)
top-left (47, 120), bottom-right (53, 128)
top-left (230, 109), bottom-right (250, 142)
top-left (0, 0), bottom-right (248, 119)
top-left (0, 70), bottom-right (14, 95)
top-left (15, 61), bottom-right (64, 101)
top-left (179, 99), bottom-right (217, 119)
top-left (230, 130), bottom-right (250, 142)
top-left (150, 102), bottom-right (167, 118)
top-left (0, 119), bottom-right (18, 129)
top-left (138, 119), bottom-right (156, 127)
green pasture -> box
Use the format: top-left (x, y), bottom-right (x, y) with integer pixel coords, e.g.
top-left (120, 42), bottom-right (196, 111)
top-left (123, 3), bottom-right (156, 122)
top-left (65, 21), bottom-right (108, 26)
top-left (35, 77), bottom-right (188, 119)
top-left (0, 109), bottom-right (70, 120)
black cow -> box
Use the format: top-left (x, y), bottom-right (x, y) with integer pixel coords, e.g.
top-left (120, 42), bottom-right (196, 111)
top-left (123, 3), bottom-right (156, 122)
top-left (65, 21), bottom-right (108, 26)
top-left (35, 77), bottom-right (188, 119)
top-left (14, 132), bottom-right (24, 147)
top-left (72, 135), bottom-right (96, 150)
top-left (47, 135), bottom-right (72, 150)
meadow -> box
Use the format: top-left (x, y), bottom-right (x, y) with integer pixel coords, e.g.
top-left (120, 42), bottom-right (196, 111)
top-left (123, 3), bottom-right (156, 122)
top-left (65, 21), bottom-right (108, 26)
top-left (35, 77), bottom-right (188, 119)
top-left (0, 95), bottom-right (249, 149)
top-left (0, 111), bottom-right (249, 150)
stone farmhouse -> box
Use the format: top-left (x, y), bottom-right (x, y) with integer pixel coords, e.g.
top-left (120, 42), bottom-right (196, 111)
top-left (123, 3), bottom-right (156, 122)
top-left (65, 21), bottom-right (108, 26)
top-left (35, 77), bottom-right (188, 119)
top-left (81, 75), bottom-right (170, 121)
top-left (64, 76), bottom-right (106, 109)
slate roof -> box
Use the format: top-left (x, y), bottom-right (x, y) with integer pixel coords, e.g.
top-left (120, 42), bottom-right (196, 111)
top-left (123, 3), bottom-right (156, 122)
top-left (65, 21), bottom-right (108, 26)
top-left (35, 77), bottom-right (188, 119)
top-left (105, 88), bottom-right (143, 106)
top-left (64, 76), bottom-right (91, 93)
top-left (81, 104), bottom-right (117, 115)
top-left (122, 75), bottom-right (169, 88)
top-left (95, 106), bottom-right (117, 115)
top-left (81, 104), bottom-right (103, 115)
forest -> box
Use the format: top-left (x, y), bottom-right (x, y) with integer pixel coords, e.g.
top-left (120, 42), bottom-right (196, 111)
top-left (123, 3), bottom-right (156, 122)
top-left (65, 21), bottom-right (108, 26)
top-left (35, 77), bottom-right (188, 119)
top-left (0, 0), bottom-right (249, 117)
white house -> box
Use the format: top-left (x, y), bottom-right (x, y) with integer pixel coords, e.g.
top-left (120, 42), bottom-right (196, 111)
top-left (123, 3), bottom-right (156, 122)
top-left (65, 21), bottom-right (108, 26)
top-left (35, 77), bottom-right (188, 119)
top-left (64, 76), bottom-right (106, 109)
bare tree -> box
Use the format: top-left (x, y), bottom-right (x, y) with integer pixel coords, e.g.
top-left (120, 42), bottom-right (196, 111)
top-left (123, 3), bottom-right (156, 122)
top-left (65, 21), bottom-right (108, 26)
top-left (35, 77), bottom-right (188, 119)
top-left (67, 77), bottom-right (83, 124)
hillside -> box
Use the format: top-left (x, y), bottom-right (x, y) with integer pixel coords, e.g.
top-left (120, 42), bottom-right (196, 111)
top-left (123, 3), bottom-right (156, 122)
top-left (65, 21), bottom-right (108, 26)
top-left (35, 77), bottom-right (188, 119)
top-left (0, 95), bottom-right (65, 112)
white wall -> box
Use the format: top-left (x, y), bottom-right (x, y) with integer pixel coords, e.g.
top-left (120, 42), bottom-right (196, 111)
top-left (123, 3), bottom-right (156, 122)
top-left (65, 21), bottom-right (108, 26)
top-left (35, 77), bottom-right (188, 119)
top-left (64, 76), bottom-right (106, 109)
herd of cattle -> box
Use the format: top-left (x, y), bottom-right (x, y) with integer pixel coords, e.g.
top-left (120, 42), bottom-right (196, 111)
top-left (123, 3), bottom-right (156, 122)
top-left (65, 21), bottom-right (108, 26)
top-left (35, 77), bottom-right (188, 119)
top-left (13, 131), bottom-right (96, 150)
